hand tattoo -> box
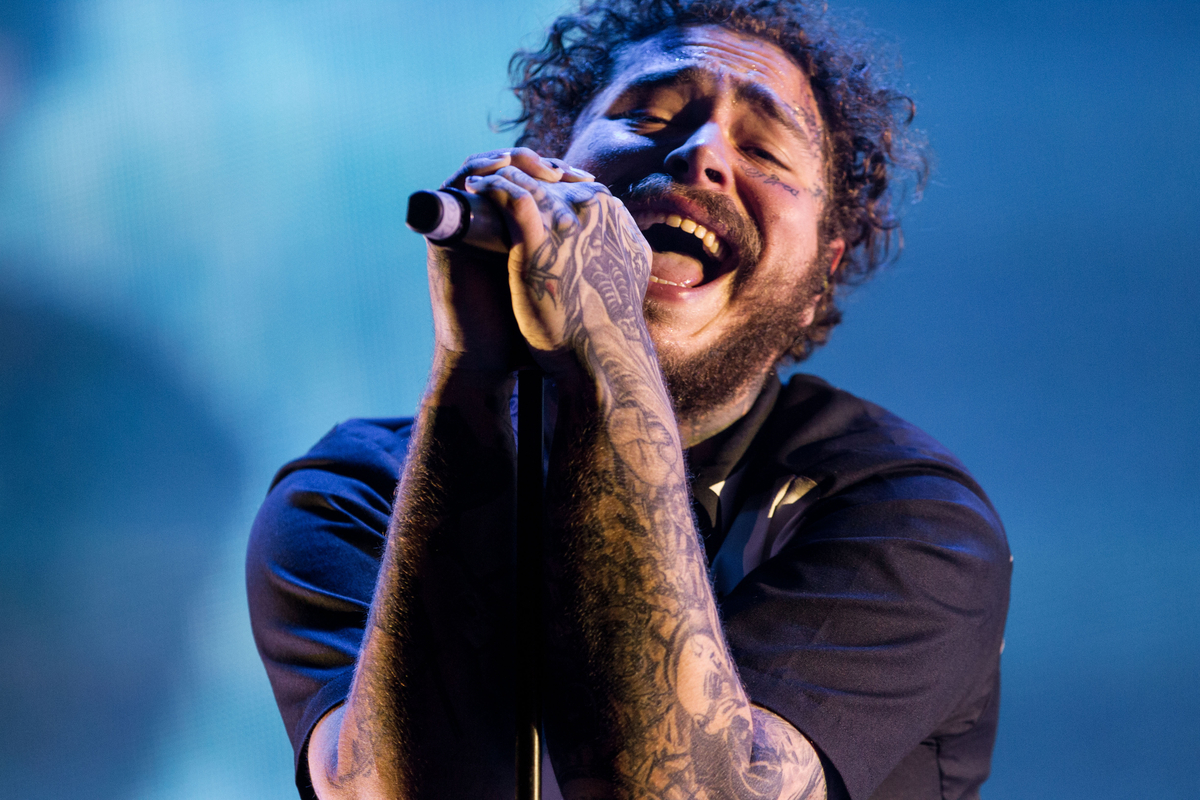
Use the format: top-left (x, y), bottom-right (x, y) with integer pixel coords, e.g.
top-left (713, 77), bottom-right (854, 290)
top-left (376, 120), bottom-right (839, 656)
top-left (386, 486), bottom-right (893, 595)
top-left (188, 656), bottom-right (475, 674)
top-left (524, 261), bottom-right (560, 304)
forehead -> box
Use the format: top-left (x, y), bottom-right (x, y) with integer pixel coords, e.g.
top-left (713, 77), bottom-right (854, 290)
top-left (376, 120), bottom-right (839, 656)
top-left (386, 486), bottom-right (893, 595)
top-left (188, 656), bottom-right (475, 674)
top-left (603, 24), bottom-right (814, 111)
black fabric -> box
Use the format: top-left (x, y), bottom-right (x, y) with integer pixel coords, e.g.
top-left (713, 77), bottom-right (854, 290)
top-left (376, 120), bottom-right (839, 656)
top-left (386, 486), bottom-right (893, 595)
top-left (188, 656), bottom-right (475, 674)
top-left (706, 374), bottom-right (1010, 800)
top-left (247, 375), bottom-right (1010, 800)
top-left (690, 373), bottom-right (782, 561)
top-left (246, 417), bottom-right (412, 799)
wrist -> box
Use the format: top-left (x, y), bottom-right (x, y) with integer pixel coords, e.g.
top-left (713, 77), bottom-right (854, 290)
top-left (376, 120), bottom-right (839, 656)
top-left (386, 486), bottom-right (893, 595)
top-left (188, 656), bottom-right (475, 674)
top-left (426, 348), bottom-right (516, 408)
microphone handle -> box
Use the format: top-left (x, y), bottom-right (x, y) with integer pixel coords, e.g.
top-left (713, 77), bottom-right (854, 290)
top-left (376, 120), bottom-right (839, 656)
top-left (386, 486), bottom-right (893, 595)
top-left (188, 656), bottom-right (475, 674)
top-left (406, 188), bottom-right (511, 253)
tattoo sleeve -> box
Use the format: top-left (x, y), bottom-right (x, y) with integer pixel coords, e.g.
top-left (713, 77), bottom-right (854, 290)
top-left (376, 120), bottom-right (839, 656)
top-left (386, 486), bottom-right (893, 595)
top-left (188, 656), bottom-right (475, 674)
top-left (535, 201), bottom-right (826, 800)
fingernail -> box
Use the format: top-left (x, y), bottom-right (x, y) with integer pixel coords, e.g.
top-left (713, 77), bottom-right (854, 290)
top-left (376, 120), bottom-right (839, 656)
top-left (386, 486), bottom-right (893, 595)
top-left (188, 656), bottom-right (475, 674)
top-left (466, 175), bottom-right (482, 185)
top-left (569, 167), bottom-right (595, 179)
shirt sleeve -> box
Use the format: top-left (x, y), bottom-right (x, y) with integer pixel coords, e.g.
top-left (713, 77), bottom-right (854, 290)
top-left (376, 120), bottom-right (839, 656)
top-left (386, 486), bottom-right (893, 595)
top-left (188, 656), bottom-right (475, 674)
top-left (245, 421), bottom-right (407, 799)
top-left (720, 472), bottom-right (1011, 800)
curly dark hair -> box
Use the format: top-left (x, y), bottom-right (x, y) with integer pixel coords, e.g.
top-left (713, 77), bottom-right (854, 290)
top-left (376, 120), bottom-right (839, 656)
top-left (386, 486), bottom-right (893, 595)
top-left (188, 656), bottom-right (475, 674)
top-left (505, 0), bottom-right (928, 361)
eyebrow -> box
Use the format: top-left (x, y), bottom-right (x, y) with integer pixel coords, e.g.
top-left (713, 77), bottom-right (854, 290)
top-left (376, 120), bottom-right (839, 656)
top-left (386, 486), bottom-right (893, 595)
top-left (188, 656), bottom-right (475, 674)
top-left (733, 80), bottom-right (820, 148)
top-left (611, 65), bottom-right (820, 148)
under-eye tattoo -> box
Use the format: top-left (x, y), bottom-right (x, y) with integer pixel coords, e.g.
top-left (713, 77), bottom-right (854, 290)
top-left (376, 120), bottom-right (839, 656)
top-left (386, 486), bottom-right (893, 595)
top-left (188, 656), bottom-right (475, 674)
top-left (524, 261), bottom-right (560, 304)
top-left (738, 160), bottom-right (802, 198)
top-left (739, 159), bottom-right (828, 204)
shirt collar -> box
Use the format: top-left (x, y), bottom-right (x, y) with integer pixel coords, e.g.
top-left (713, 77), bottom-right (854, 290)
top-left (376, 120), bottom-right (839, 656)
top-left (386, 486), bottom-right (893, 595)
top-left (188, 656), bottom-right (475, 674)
top-left (687, 371), bottom-right (783, 539)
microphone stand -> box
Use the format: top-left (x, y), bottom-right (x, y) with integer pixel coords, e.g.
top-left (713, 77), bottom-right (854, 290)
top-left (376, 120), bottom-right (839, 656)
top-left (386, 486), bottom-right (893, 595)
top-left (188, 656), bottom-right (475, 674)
top-left (515, 367), bottom-right (544, 800)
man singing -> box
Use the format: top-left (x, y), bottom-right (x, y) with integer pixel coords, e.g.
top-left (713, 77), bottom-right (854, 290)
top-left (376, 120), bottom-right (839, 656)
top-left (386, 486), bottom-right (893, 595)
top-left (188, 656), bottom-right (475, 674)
top-left (247, 1), bottom-right (1012, 798)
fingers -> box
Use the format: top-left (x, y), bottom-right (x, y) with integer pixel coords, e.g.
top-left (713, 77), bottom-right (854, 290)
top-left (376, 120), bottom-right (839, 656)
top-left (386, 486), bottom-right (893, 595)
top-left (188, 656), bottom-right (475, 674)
top-left (443, 147), bottom-right (595, 189)
top-left (544, 157), bottom-right (596, 183)
top-left (464, 166), bottom-right (612, 249)
top-left (464, 169), bottom-right (550, 252)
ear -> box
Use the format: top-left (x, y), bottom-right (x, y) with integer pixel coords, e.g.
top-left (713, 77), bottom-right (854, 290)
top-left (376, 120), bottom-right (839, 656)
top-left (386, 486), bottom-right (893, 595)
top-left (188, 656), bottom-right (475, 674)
top-left (827, 237), bottom-right (846, 277)
top-left (799, 238), bottom-right (846, 327)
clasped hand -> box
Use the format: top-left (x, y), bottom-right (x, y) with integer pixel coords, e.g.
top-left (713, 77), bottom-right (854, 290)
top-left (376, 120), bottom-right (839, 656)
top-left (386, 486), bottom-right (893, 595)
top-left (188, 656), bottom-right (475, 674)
top-left (427, 148), bottom-right (653, 380)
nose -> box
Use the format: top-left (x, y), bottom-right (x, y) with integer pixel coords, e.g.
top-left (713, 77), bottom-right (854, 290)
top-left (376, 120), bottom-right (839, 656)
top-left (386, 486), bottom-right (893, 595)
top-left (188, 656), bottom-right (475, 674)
top-left (664, 121), bottom-right (732, 190)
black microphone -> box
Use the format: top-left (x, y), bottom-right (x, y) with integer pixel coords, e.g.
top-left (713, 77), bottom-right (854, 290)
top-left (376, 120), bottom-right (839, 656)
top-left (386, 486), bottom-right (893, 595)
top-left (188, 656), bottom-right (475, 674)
top-left (406, 188), bottom-right (510, 253)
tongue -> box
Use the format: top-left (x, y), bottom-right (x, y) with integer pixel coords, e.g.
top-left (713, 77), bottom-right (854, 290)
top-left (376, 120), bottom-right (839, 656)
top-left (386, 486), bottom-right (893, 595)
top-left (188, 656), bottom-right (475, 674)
top-left (650, 251), bottom-right (706, 287)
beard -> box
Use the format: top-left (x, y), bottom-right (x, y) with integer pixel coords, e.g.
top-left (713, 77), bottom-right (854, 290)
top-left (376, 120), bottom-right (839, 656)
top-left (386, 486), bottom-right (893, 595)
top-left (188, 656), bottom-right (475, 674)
top-left (618, 174), bottom-right (830, 423)
top-left (650, 243), bottom-right (829, 422)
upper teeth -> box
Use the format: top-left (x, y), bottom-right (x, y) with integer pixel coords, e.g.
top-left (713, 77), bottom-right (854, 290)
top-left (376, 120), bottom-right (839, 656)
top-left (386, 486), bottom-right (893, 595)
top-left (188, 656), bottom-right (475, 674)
top-left (635, 212), bottom-right (724, 259)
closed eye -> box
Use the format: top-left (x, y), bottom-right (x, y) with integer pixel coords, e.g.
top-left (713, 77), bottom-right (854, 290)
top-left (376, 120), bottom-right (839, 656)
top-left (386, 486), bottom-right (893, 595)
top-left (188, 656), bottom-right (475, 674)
top-left (618, 112), bottom-right (673, 130)
top-left (743, 145), bottom-right (787, 169)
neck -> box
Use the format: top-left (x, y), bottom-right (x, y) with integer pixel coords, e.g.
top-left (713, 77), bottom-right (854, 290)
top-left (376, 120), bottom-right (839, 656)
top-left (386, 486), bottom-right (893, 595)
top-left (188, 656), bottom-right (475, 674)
top-left (675, 369), bottom-right (770, 448)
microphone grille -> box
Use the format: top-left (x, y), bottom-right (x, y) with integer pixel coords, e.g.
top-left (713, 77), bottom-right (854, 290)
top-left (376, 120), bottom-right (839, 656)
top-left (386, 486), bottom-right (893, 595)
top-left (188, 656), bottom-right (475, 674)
top-left (406, 190), bottom-right (445, 235)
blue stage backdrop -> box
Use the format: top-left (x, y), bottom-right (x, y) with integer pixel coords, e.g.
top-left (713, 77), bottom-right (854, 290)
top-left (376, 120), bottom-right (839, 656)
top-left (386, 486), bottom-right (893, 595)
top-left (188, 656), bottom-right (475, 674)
top-left (0, 1), bottom-right (1196, 797)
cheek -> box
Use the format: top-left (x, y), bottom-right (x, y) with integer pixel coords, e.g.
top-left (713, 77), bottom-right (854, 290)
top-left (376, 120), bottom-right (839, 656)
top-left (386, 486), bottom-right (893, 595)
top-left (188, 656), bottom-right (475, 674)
top-left (565, 125), bottom-right (661, 180)
top-left (561, 129), bottom-right (595, 165)
top-left (749, 204), bottom-right (824, 292)
top-left (780, 190), bottom-right (824, 245)
top-left (759, 195), bottom-right (822, 253)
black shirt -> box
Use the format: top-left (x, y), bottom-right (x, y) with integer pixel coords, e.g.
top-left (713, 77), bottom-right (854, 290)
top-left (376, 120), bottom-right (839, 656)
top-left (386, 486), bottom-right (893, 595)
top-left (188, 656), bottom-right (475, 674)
top-left (247, 372), bottom-right (1011, 800)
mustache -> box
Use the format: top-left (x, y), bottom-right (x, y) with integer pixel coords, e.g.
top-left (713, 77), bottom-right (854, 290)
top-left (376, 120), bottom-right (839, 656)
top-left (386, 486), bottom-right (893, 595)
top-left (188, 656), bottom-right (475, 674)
top-left (617, 174), bottom-right (763, 272)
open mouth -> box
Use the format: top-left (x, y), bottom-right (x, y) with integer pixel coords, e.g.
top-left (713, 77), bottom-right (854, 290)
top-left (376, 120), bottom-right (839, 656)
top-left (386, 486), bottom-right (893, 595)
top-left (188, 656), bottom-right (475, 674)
top-left (633, 211), bottom-right (733, 288)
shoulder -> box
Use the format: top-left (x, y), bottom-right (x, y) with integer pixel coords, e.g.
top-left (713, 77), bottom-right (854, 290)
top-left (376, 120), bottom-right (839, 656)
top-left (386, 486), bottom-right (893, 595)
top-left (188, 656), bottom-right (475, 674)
top-left (769, 374), bottom-right (990, 501)
top-left (247, 417), bottom-right (414, 630)
top-left (721, 377), bottom-right (1011, 799)
top-left (250, 414), bottom-right (414, 568)
top-left (268, 416), bottom-right (415, 495)
top-left (713, 373), bottom-right (1010, 596)
top-left (765, 374), bottom-right (1004, 537)
top-left (246, 417), bottom-right (414, 762)
top-left (251, 417), bottom-right (415, 559)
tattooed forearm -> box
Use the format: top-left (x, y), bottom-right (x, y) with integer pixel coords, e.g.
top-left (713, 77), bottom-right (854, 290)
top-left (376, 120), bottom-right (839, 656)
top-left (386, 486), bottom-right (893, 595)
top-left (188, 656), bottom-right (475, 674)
top-left (532, 197), bottom-right (825, 800)
top-left (311, 366), bottom-right (521, 799)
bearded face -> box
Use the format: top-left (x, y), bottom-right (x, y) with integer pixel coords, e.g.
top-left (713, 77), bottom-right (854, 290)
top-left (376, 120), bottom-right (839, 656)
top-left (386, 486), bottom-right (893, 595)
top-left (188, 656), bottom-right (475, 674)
top-left (608, 174), bottom-right (827, 422)
top-left (561, 26), bottom-right (843, 437)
